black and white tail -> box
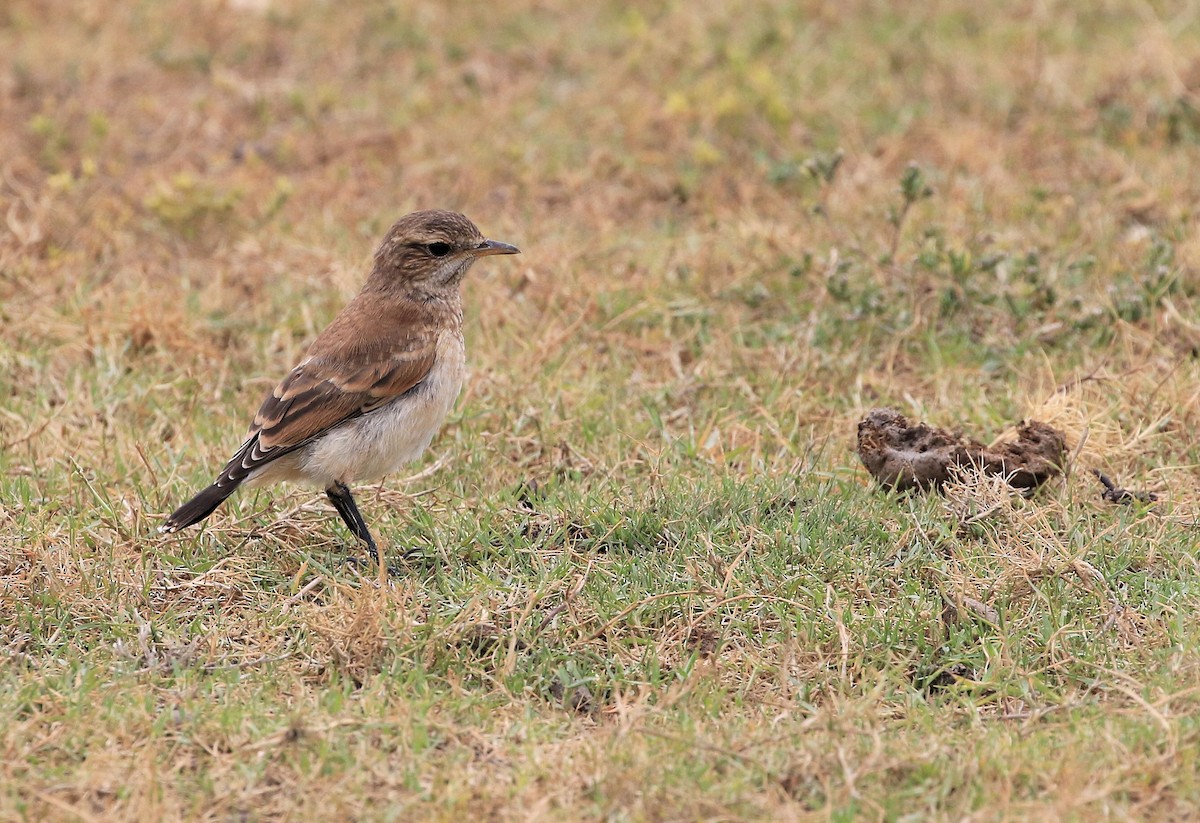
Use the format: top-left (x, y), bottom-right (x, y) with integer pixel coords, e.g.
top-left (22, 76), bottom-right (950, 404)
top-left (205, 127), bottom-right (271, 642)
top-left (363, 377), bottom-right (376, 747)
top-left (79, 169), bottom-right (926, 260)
top-left (159, 482), bottom-right (238, 533)
top-left (159, 435), bottom-right (265, 534)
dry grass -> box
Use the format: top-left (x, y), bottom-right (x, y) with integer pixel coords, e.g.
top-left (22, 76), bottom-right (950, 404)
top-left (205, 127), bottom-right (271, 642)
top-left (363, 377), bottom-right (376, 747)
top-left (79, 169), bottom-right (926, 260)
top-left (3, 0), bottom-right (1200, 820)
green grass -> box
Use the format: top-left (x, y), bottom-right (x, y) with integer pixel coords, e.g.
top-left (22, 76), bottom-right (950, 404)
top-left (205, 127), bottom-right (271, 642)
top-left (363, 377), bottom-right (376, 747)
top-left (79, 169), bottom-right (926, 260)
top-left (3, 0), bottom-right (1200, 819)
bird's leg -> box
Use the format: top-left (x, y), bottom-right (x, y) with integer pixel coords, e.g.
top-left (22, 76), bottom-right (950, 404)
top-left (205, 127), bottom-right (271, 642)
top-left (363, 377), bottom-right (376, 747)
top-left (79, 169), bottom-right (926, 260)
top-left (325, 481), bottom-right (380, 564)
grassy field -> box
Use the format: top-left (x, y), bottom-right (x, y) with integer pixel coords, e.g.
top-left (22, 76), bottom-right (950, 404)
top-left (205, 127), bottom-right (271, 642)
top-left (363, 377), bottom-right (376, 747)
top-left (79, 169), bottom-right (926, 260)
top-left (3, 0), bottom-right (1200, 819)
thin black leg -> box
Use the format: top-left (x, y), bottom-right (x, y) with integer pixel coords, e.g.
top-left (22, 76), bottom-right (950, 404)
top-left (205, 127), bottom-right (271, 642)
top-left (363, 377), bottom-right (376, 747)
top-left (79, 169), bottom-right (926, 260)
top-left (326, 482), bottom-right (379, 563)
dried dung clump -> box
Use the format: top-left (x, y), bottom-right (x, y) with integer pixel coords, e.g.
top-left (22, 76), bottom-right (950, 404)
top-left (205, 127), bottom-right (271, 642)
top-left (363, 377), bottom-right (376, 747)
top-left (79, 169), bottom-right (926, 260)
top-left (856, 408), bottom-right (1067, 492)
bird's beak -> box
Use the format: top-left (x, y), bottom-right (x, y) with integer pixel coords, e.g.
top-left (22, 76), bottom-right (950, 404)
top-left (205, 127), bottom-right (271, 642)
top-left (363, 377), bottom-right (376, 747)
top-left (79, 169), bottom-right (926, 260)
top-left (474, 239), bottom-right (520, 257)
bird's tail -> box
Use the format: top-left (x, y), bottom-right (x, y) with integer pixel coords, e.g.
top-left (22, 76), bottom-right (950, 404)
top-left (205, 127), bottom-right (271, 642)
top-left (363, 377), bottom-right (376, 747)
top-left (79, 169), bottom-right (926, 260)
top-left (159, 483), bottom-right (238, 534)
top-left (160, 434), bottom-right (265, 535)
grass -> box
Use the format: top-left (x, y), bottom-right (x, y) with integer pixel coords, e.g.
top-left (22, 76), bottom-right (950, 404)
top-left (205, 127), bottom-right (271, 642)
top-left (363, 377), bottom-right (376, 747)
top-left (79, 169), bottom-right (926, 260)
top-left (3, 0), bottom-right (1200, 819)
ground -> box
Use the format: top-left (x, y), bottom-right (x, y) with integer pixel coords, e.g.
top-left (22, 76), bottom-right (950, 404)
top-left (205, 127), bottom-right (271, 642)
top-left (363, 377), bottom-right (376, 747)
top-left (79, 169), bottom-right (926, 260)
top-left (2, 1), bottom-right (1200, 820)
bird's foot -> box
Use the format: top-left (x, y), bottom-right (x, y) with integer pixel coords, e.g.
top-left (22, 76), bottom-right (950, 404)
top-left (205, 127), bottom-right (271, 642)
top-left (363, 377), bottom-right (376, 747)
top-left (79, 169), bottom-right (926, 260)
top-left (345, 548), bottom-right (405, 578)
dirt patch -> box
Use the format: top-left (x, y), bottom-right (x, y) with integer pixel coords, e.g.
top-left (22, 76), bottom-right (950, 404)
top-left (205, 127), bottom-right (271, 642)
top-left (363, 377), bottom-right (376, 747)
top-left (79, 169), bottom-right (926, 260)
top-left (856, 408), bottom-right (1067, 492)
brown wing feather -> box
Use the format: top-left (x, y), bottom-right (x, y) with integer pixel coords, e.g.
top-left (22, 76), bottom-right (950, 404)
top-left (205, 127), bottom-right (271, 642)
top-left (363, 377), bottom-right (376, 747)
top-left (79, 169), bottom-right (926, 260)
top-left (253, 347), bottom-right (436, 450)
top-left (211, 294), bottom-right (443, 487)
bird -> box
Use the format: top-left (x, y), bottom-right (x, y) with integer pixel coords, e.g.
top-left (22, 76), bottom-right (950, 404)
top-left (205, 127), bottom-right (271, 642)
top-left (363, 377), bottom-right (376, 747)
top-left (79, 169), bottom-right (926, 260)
top-left (160, 210), bottom-right (519, 563)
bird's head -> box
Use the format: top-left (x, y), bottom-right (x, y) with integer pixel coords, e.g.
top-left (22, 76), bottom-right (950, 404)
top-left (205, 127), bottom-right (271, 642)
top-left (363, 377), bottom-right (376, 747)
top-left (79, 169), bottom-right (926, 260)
top-left (369, 210), bottom-right (519, 297)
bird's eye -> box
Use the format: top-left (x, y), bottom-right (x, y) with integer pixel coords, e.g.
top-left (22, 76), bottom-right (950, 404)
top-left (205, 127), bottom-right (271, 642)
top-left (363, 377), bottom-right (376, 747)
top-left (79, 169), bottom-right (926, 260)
top-left (426, 242), bottom-right (452, 257)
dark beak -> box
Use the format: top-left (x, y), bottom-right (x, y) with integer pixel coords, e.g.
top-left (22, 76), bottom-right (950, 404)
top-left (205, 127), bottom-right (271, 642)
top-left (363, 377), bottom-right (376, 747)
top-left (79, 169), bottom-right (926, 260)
top-left (474, 239), bottom-right (520, 257)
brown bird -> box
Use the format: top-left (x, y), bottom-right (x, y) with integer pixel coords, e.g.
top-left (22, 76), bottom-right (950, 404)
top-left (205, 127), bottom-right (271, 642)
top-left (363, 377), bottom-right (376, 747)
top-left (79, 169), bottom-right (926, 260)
top-left (160, 210), bottom-right (520, 562)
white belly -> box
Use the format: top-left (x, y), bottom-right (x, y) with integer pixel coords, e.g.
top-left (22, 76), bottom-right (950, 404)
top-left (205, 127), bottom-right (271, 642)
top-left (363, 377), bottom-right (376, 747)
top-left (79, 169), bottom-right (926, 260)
top-left (248, 331), bottom-right (465, 489)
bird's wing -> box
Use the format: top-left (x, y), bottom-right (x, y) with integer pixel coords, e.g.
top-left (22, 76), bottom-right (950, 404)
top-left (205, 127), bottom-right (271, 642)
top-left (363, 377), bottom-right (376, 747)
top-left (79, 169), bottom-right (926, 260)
top-left (214, 339), bottom-right (438, 487)
top-left (257, 346), bottom-right (437, 447)
top-left (206, 290), bottom-right (448, 488)
top-left (160, 320), bottom-right (439, 531)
